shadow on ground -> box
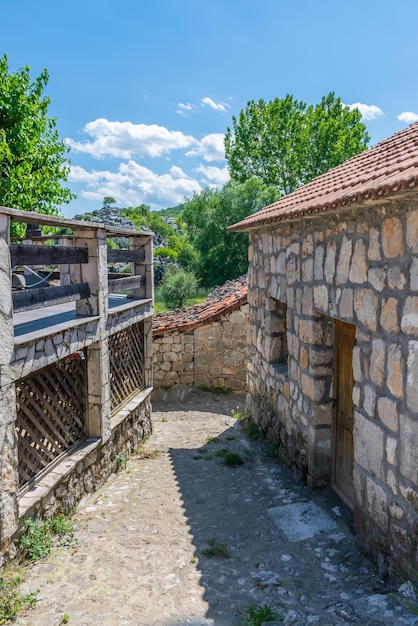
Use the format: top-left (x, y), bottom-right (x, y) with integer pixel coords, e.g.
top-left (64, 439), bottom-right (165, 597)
top-left (165, 406), bottom-right (359, 624)
top-left (157, 390), bottom-right (415, 626)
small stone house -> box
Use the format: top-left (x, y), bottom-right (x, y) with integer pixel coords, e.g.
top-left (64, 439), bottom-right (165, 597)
top-left (229, 123), bottom-right (418, 577)
top-left (153, 276), bottom-right (248, 391)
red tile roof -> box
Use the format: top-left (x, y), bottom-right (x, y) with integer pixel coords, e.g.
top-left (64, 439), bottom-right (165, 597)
top-left (153, 275), bottom-right (248, 336)
top-left (229, 122), bottom-right (418, 232)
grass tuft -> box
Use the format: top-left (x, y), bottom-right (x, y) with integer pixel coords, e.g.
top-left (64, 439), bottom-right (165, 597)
top-left (201, 539), bottom-right (230, 559)
top-left (244, 603), bottom-right (282, 625)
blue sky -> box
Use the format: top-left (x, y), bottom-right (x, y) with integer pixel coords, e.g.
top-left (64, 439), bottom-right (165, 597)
top-left (2, 0), bottom-right (418, 218)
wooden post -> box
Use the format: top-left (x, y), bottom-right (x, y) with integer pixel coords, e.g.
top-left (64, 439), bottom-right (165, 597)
top-left (129, 234), bottom-right (153, 300)
top-left (60, 236), bottom-right (72, 286)
top-left (71, 227), bottom-right (108, 318)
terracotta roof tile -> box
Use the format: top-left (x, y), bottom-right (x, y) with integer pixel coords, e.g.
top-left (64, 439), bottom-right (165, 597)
top-left (153, 275), bottom-right (248, 336)
top-left (229, 122), bottom-right (418, 231)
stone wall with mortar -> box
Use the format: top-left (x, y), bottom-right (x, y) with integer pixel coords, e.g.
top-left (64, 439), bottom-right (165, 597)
top-left (153, 304), bottom-right (249, 391)
top-left (246, 199), bottom-right (418, 577)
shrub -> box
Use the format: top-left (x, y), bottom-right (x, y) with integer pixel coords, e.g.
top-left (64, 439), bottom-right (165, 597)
top-left (154, 247), bottom-right (178, 261)
top-left (160, 267), bottom-right (198, 309)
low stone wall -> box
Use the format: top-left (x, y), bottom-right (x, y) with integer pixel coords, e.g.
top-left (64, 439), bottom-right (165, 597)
top-left (3, 390), bottom-right (152, 563)
top-left (153, 305), bottom-right (249, 391)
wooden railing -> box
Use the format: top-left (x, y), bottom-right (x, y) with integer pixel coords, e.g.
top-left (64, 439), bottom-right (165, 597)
top-left (0, 206), bottom-right (153, 319)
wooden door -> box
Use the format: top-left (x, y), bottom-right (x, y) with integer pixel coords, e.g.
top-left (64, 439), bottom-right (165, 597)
top-left (332, 320), bottom-right (356, 509)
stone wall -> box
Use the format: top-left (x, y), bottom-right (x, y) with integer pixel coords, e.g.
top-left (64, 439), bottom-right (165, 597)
top-left (153, 305), bottom-right (249, 391)
top-left (246, 200), bottom-right (418, 576)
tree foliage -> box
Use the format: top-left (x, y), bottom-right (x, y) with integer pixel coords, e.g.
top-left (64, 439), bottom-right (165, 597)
top-left (123, 204), bottom-right (176, 242)
top-left (181, 178), bottom-right (279, 288)
top-left (159, 267), bottom-right (198, 309)
top-left (103, 196), bottom-right (116, 208)
top-left (224, 92), bottom-right (370, 195)
top-left (0, 55), bottom-right (74, 217)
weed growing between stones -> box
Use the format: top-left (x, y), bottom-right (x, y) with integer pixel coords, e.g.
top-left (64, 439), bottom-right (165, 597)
top-left (243, 602), bottom-right (282, 625)
top-left (231, 406), bottom-right (248, 420)
top-left (396, 560), bottom-right (418, 615)
top-left (222, 451), bottom-right (245, 466)
top-left (201, 539), bottom-right (230, 559)
top-left (231, 407), bottom-right (261, 440)
top-left (19, 514), bottom-right (75, 562)
top-left (0, 571), bottom-right (37, 624)
top-left (242, 421), bottom-right (260, 441)
top-left (19, 519), bottom-right (53, 561)
top-left (134, 446), bottom-right (163, 459)
top-left (268, 441), bottom-right (287, 465)
top-left (1, 514), bottom-right (75, 622)
top-left (62, 613), bottom-right (70, 624)
top-left (115, 453), bottom-right (127, 471)
top-left (197, 448), bottom-right (244, 466)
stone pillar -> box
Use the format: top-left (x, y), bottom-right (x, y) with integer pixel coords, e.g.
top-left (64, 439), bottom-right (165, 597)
top-left (87, 340), bottom-right (111, 441)
top-left (0, 214), bottom-right (19, 550)
top-left (300, 314), bottom-right (335, 486)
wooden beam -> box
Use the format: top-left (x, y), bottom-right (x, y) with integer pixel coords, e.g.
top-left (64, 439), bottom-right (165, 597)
top-left (11, 244), bottom-right (88, 266)
top-left (107, 276), bottom-right (142, 294)
top-left (13, 282), bottom-right (90, 312)
top-left (107, 248), bottom-right (145, 263)
top-left (0, 206), bottom-right (152, 237)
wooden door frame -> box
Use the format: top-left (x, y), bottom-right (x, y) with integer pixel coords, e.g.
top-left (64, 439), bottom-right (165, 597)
top-left (332, 319), bottom-right (356, 510)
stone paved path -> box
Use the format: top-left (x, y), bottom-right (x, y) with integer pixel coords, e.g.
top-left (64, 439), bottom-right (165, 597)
top-left (14, 389), bottom-right (418, 625)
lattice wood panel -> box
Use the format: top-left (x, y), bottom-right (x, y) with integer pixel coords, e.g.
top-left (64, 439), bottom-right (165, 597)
top-left (109, 322), bottom-right (144, 413)
top-left (16, 356), bottom-right (87, 488)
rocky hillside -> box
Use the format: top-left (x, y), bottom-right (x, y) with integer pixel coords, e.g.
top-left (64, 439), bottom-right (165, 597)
top-left (73, 206), bottom-right (176, 282)
top-left (73, 207), bottom-right (166, 248)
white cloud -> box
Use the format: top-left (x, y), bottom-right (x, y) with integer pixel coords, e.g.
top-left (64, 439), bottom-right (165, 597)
top-left (176, 102), bottom-right (197, 116)
top-left (348, 103), bottom-right (384, 121)
top-left (186, 133), bottom-right (226, 162)
top-left (398, 111), bottom-right (418, 124)
top-left (201, 97), bottom-right (228, 113)
top-left (66, 118), bottom-right (197, 159)
top-left (169, 165), bottom-right (189, 178)
top-left (69, 161), bottom-right (202, 210)
top-left (195, 165), bottom-right (230, 186)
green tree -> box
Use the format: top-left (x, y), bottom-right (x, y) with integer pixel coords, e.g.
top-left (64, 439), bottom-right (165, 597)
top-left (160, 267), bottom-right (198, 309)
top-left (224, 92), bottom-right (370, 195)
top-left (0, 55), bottom-right (74, 218)
top-left (103, 196), bottom-right (116, 208)
top-left (181, 178), bottom-right (279, 288)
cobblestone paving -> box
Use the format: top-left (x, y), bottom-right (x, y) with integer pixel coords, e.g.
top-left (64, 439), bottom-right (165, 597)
top-left (14, 388), bottom-right (418, 625)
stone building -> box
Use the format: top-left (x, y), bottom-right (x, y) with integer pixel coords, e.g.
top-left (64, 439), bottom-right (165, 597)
top-left (153, 276), bottom-right (248, 391)
top-left (229, 123), bottom-right (418, 577)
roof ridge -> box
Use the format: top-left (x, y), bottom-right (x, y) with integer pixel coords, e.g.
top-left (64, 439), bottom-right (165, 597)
top-left (229, 122), bottom-right (418, 231)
